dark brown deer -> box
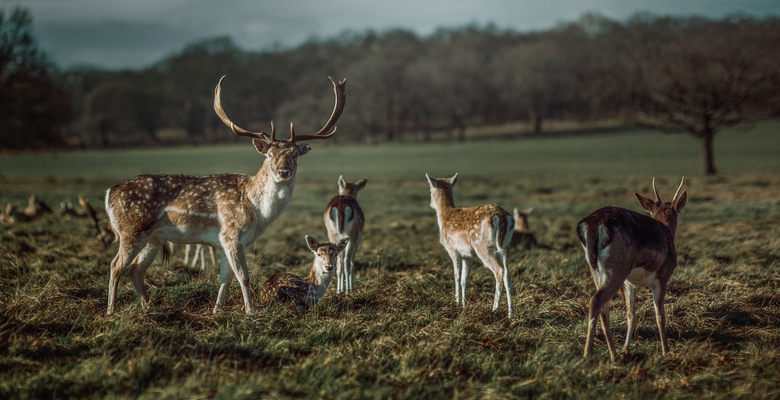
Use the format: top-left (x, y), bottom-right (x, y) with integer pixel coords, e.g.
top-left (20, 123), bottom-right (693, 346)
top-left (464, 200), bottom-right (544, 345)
top-left (105, 76), bottom-right (346, 315)
top-left (577, 177), bottom-right (687, 362)
top-left (426, 173), bottom-right (515, 318)
top-left (323, 175), bottom-right (367, 294)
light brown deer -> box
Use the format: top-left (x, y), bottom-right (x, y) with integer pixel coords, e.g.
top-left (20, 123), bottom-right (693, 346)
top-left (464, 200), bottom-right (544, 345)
top-left (577, 177), bottom-right (687, 362)
top-left (426, 173), bottom-right (515, 318)
top-left (258, 235), bottom-right (348, 312)
top-left (324, 175), bottom-right (367, 294)
top-left (105, 76), bottom-right (346, 315)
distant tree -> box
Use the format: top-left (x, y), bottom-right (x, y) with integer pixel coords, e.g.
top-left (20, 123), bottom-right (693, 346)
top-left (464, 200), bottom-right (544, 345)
top-left (0, 7), bottom-right (70, 150)
top-left (631, 17), bottom-right (780, 175)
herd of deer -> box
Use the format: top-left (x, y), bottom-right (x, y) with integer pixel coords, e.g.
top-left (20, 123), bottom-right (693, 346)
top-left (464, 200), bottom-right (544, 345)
top-left (4, 76), bottom-right (689, 362)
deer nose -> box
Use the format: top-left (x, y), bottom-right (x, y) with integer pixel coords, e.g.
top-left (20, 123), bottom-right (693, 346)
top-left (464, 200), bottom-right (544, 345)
top-left (326, 264), bottom-right (334, 272)
top-left (278, 169), bottom-right (291, 178)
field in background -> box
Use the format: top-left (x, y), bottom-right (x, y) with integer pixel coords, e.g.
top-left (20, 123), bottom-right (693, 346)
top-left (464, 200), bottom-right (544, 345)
top-left (1, 125), bottom-right (779, 399)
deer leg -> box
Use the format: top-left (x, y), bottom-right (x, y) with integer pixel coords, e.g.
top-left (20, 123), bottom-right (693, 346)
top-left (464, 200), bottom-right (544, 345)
top-left (214, 252), bottom-right (234, 313)
top-left (198, 246), bottom-right (206, 270)
top-left (499, 250), bottom-right (514, 318)
top-left (447, 251), bottom-right (462, 306)
top-left (220, 241), bottom-right (252, 314)
top-left (191, 244), bottom-right (202, 268)
top-left (207, 246), bottom-right (216, 270)
top-left (622, 282), bottom-right (637, 359)
top-left (599, 301), bottom-right (618, 363)
top-left (335, 253), bottom-right (344, 294)
top-left (343, 245), bottom-right (353, 295)
top-left (128, 240), bottom-right (162, 311)
top-left (460, 258), bottom-right (470, 308)
top-left (584, 284), bottom-right (621, 361)
top-left (183, 244), bottom-right (191, 265)
top-left (107, 234), bottom-right (148, 315)
top-left (652, 280), bottom-right (669, 355)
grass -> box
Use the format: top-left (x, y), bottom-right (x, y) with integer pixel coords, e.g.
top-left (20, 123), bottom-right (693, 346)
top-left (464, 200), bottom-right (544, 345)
top-left (1, 123), bottom-right (779, 399)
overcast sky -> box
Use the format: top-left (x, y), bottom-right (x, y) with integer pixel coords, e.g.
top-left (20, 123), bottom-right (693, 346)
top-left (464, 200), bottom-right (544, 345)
top-left (6, 0), bottom-right (780, 70)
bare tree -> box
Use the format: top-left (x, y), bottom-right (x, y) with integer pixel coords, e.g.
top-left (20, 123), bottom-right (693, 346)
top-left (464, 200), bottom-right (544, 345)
top-left (632, 18), bottom-right (780, 175)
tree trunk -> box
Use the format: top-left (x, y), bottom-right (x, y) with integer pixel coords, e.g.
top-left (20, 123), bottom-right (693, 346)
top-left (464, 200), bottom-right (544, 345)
top-left (702, 129), bottom-right (717, 176)
top-left (528, 109), bottom-right (543, 134)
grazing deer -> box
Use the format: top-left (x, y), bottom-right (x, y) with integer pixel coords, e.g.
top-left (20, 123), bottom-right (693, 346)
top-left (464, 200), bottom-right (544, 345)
top-left (3, 203), bottom-right (30, 223)
top-left (577, 177), bottom-right (687, 362)
top-left (60, 201), bottom-right (87, 218)
top-left (324, 175), bottom-right (367, 294)
top-left (105, 76), bottom-right (346, 315)
top-left (426, 173), bottom-right (515, 318)
top-left (258, 235), bottom-right (348, 312)
top-left (78, 196), bottom-right (115, 249)
top-left (511, 207), bottom-right (539, 249)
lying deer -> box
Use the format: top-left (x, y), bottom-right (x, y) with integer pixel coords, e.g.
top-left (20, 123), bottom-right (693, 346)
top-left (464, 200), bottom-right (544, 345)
top-left (577, 177), bottom-right (687, 362)
top-left (324, 175), bottom-right (367, 294)
top-left (426, 173), bottom-right (515, 318)
top-left (105, 76), bottom-right (346, 315)
top-left (510, 207), bottom-right (539, 249)
top-left (258, 235), bottom-right (348, 312)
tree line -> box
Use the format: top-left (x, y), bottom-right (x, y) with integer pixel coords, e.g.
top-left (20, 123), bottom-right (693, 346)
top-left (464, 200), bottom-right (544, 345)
top-left (2, 7), bottom-right (779, 174)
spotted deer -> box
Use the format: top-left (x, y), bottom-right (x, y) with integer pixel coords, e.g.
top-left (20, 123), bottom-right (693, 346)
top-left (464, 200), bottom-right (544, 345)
top-left (324, 175), bottom-right (367, 294)
top-left (105, 76), bottom-right (346, 315)
top-left (577, 177), bottom-right (687, 362)
top-left (258, 235), bottom-right (348, 312)
top-left (426, 173), bottom-right (515, 318)
top-left (511, 207), bottom-right (539, 249)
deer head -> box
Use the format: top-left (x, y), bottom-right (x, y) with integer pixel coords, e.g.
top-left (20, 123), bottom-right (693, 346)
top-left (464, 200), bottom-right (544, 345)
top-left (306, 235), bottom-right (349, 280)
top-left (338, 175), bottom-right (367, 198)
top-left (214, 76), bottom-right (347, 183)
top-left (634, 177), bottom-right (687, 235)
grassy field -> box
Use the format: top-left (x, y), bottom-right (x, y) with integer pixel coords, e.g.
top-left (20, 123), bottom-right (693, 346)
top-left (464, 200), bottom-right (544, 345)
top-left (1, 124), bottom-right (779, 399)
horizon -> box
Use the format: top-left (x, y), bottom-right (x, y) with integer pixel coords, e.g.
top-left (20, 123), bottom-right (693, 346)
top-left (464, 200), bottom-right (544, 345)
top-left (11, 0), bottom-right (780, 71)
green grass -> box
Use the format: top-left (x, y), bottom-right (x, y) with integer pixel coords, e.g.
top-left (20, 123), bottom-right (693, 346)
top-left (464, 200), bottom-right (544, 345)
top-left (1, 123), bottom-right (779, 399)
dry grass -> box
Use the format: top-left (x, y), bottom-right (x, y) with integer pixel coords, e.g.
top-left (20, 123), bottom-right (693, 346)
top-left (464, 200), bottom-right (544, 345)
top-left (1, 127), bottom-right (779, 399)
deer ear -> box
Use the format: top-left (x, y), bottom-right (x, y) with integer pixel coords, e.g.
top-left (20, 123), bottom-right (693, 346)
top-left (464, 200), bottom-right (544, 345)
top-left (252, 139), bottom-right (271, 154)
top-left (425, 173), bottom-right (438, 188)
top-left (338, 175), bottom-right (346, 192)
top-left (449, 173), bottom-right (459, 186)
top-left (355, 178), bottom-right (367, 191)
top-left (305, 235), bottom-right (319, 252)
top-left (674, 191), bottom-right (687, 213)
top-left (522, 207), bottom-right (534, 215)
top-left (336, 237), bottom-right (349, 251)
top-left (635, 193), bottom-right (657, 214)
top-left (296, 143), bottom-right (311, 156)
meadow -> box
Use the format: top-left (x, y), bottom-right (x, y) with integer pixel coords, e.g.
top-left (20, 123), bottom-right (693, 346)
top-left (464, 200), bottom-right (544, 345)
top-left (1, 123), bottom-right (779, 399)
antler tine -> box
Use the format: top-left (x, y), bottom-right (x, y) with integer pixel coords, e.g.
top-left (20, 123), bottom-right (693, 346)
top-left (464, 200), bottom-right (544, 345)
top-left (672, 176), bottom-right (685, 203)
top-left (214, 76), bottom-right (274, 143)
top-left (290, 77), bottom-right (347, 142)
top-left (652, 177), bottom-right (662, 203)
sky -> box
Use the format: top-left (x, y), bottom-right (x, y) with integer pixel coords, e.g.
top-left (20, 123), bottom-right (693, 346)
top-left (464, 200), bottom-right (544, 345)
top-left (6, 0), bottom-right (780, 70)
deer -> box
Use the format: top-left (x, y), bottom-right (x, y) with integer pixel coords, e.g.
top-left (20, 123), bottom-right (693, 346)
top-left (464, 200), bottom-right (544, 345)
top-left (25, 195), bottom-right (53, 218)
top-left (323, 175), bottom-right (367, 294)
top-left (258, 235), bottom-right (348, 312)
top-left (510, 207), bottom-right (539, 249)
top-left (577, 177), bottom-right (687, 363)
top-left (104, 75), bottom-right (346, 315)
top-left (426, 173), bottom-right (515, 318)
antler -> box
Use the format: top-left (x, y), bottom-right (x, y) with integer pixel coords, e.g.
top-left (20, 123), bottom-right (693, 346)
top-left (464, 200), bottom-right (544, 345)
top-left (289, 77), bottom-right (347, 142)
top-left (214, 76), bottom-right (275, 143)
top-left (652, 177), bottom-right (662, 204)
top-left (672, 176), bottom-right (685, 203)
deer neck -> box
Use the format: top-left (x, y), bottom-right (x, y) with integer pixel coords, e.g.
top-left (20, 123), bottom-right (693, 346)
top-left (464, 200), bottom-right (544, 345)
top-left (248, 161), bottom-right (295, 221)
top-left (517, 216), bottom-right (530, 233)
top-left (431, 190), bottom-right (456, 229)
top-left (305, 266), bottom-right (333, 300)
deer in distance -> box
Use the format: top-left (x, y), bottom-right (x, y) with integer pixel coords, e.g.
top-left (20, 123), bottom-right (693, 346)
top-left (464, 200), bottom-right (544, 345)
top-left (426, 173), bottom-right (515, 318)
top-left (258, 235), bottom-right (348, 312)
top-left (324, 175), bottom-right (367, 294)
top-left (104, 75), bottom-right (346, 315)
top-left (511, 207), bottom-right (539, 250)
top-left (577, 177), bottom-right (687, 362)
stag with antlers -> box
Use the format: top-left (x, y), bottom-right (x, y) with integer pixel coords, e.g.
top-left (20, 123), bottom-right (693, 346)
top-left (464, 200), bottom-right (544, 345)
top-left (105, 76), bottom-right (346, 315)
top-left (578, 177), bottom-right (687, 362)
